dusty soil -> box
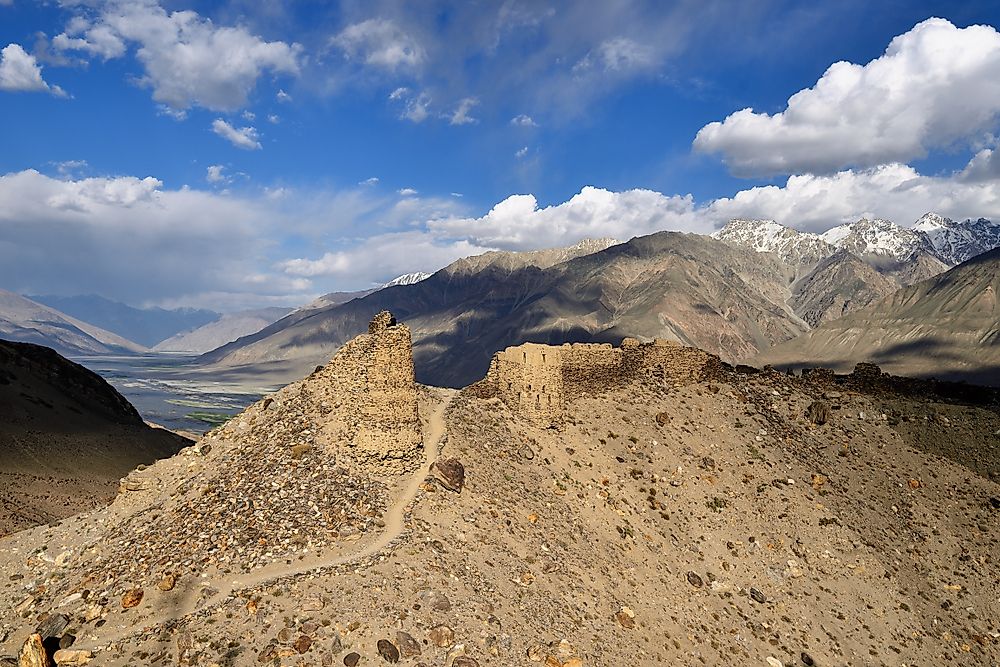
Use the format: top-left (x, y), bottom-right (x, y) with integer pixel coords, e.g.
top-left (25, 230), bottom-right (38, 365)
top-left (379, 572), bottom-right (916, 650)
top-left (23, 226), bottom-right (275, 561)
top-left (0, 368), bottom-right (998, 666)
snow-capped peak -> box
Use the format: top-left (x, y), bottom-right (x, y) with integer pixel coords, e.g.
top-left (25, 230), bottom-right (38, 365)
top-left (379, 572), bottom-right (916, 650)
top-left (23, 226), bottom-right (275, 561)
top-left (712, 218), bottom-right (834, 268)
top-left (911, 212), bottom-right (1000, 265)
top-left (380, 272), bottom-right (432, 289)
top-left (819, 217), bottom-right (927, 262)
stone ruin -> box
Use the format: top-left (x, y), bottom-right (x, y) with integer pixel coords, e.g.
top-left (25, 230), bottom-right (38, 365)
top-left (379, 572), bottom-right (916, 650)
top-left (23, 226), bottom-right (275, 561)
top-left (476, 337), bottom-right (725, 427)
top-left (312, 310), bottom-right (422, 471)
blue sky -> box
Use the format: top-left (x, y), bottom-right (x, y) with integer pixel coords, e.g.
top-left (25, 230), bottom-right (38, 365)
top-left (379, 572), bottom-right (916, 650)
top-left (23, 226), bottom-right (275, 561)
top-left (2, 1), bottom-right (1000, 310)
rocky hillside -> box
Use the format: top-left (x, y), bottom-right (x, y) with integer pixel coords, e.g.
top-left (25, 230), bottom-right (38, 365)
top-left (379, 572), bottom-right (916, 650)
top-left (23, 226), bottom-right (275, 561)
top-left (753, 248), bottom-right (1000, 386)
top-left (199, 233), bottom-right (807, 387)
top-left (0, 339), bottom-right (189, 535)
top-left (1, 315), bottom-right (996, 666)
top-left (0, 291), bottom-right (145, 356)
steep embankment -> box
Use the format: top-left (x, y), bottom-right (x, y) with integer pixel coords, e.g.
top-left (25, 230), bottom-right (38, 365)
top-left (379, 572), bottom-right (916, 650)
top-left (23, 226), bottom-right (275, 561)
top-left (0, 339), bottom-right (189, 534)
top-left (753, 248), bottom-right (1000, 386)
top-left (200, 233), bottom-right (807, 387)
top-left (0, 318), bottom-right (996, 666)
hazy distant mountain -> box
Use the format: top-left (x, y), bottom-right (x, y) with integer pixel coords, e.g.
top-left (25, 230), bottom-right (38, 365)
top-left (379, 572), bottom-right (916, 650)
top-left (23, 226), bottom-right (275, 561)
top-left (30, 294), bottom-right (219, 347)
top-left (0, 290), bottom-right (145, 355)
top-left (753, 248), bottom-right (1000, 386)
top-left (152, 307), bottom-right (293, 353)
top-left (199, 233), bottom-right (806, 387)
top-left (0, 339), bottom-right (188, 534)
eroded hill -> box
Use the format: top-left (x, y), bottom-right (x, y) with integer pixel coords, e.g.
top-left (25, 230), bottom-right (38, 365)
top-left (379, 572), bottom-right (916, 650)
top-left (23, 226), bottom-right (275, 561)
top-left (0, 339), bottom-right (190, 535)
top-left (0, 315), bottom-right (997, 666)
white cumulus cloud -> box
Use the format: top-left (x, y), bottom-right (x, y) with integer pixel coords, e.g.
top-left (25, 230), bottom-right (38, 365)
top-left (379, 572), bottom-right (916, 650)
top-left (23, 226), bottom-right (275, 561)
top-left (695, 18), bottom-right (1000, 176)
top-left (54, 0), bottom-right (300, 111)
top-left (431, 186), bottom-right (710, 251)
top-left (448, 97), bottom-right (478, 125)
top-left (0, 43), bottom-right (65, 96)
top-left (212, 119), bottom-right (262, 150)
top-left (331, 18), bottom-right (424, 70)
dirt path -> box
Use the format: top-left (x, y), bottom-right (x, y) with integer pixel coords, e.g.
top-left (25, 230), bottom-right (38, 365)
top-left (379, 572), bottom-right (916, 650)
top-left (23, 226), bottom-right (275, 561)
top-left (81, 389), bottom-right (454, 652)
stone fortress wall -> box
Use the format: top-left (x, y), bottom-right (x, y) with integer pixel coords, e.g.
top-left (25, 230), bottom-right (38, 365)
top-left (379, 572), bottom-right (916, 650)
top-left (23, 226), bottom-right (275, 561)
top-left (315, 311), bottom-right (422, 469)
top-left (479, 337), bottom-right (723, 426)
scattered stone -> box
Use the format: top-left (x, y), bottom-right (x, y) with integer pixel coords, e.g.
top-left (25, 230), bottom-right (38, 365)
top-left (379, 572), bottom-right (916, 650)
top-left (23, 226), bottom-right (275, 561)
top-left (806, 400), bottom-right (831, 425)
top-left (655, 412), bottom-right (671, 426)
top-left (343, 653), bottom-right (360, 667)
top-left (614, 606), bottom-right (636, 629)
top-left (908, 478), bottom-right (922, 489)
top-left (428, 625), bottom-right (454, 648)
top-left (810, 474), bottom-right (826, 491)
top-left (121, 588), bottom-right (143, 609)
top-left (420, 590), bottom-right (451, 611)
top-left (766, 658), bottom-right (783, 667)
top-left (290, 444), bottom-right (312, 459)
top-left (35, 615), bottom-right (68, 641)
top-left (800, 652), bottom-right (815, 666)
top-left (519, 444), bottom-right (535, 460)
top-left (17, 634), bottom-right (48, 667)
top-left (293, 635), bottom-right (312, 654)
top-left (157, 573), bottom-right (176, 592)
top-left (51, 650), bottom-right (91, 666)
top-left (376, 639), bottom-right (399, 663)
top-left (395, 631), bottom-right (421, 657)
top-left (750, 587), bottom-right (767, 603)
top-left (451, 658), bottom-right (479, 667)
top-left (433, 458), bottom-right (465, 492)
top-left (445, 644), bottom-right (467, 666)
top-left (686, 571), bottom-right (703, 588)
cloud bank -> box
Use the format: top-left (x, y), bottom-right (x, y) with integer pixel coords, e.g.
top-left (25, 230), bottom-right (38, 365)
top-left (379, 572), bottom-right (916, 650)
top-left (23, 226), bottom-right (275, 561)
top-left (695, 19), bottom-right (1000, 176)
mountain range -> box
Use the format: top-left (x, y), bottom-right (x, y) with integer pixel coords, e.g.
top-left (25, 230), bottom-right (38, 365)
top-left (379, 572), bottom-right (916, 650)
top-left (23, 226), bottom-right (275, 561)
top-left (197, 214), bottom-right (1000, 388)
top-left (30, 294), bottom-right (219, 348)
top-left (753, 247), bottom-right (1000, 385)
top-left (0, 290), bottom-right (146, 356)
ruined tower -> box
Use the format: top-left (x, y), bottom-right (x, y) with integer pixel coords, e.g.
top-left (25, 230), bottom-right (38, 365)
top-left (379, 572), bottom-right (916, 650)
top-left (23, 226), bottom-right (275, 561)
top-left (317, 311), bottom-right (422, 470)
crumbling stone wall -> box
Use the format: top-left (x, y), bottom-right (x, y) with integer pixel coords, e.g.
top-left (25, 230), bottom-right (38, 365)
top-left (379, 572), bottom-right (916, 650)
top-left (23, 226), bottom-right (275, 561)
top-left (314, 311), bottom-right (421, 469)
top-left (481, 338), bottom-right (722, 426)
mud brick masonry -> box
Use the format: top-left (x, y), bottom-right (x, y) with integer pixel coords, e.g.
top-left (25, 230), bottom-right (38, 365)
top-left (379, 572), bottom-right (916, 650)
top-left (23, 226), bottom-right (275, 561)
top-left (477, 338), bottom-right (725, 426)
top-left (315, 311), bottom-right (422, 469)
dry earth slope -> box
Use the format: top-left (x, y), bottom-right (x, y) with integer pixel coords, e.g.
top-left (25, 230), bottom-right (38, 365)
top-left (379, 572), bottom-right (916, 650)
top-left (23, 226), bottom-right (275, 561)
top-left (1, 313), bottom-right (997, 666)
top-left (0, 339), bottom-right (190, 536)
top-left (752, 247), bottom-right (1000, 386)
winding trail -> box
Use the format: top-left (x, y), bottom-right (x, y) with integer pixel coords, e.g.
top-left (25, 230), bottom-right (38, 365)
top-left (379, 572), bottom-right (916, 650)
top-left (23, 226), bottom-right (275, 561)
top-left (82, 389), bottom-right (454, 651)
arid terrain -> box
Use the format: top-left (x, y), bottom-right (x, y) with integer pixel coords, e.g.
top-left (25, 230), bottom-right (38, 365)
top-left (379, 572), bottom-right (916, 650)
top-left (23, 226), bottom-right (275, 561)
top-left (0, 339), bottom-right (190, 536)
top-left (1, 313), bottom-right (997, 666)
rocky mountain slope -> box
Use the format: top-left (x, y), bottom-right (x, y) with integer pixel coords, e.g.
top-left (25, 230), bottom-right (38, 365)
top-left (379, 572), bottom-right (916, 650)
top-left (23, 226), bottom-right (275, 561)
top-left (788, 251), bottom-right (899, 327)
top-left (753, 248), bottom-right (1000, 386)
top-left (913, 212), bottom-right (1000, 265)
top-left (0, 339), bottom-right (189, 535)
top-left (198, 233), bottom-right (806, 387)
top-left (1, 315), bottom-right (996, 666)
top-left (152, 308), bottom-right (292, 353)
top-left (30, 294), bottom-right (219, 348)
top-left (0, 291), bottom-right (146, 356)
